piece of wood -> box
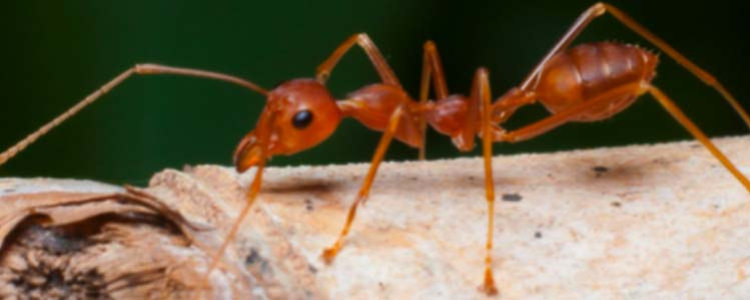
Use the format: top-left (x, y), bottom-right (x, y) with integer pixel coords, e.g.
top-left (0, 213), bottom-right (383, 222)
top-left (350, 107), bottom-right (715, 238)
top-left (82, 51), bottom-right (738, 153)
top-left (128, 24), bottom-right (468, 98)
top-left (1, 136), bottom-right (750, 300)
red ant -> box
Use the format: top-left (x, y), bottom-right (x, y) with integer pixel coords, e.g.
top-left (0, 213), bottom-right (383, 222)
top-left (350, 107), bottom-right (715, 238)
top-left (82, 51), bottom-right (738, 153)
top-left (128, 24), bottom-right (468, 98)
top-left (1, 3), bottom-right (749, 296)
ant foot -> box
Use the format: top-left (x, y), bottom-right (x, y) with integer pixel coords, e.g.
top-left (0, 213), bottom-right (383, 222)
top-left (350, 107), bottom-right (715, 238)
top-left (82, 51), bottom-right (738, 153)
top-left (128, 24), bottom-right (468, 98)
top-left (479, 268), bottom-right (499, 296)
top-left (321, 247), bottom-right (340, 264)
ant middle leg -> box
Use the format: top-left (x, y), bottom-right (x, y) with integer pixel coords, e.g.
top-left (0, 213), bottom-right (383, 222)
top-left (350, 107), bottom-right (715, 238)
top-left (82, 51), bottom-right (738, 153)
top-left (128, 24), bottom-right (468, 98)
top-left (472, 67), bottom-right (500, 295)
top-left (416, 40), bottom-right (451, 159)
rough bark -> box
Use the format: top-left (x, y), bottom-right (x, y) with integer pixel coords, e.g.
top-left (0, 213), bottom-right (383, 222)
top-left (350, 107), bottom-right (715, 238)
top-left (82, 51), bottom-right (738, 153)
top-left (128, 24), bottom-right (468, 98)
top-left (1, 137), bottom-right (750, 300)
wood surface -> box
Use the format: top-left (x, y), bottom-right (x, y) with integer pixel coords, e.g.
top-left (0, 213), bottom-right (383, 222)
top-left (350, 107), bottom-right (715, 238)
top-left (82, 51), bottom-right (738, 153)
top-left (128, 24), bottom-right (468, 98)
top-left (1, 136), bottom-right (749, 300)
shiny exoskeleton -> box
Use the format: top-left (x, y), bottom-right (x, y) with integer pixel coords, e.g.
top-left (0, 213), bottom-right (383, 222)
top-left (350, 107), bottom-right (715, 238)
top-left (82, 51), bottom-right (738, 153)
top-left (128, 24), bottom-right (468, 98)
top-left (2, 2), bottom-right (748, 296)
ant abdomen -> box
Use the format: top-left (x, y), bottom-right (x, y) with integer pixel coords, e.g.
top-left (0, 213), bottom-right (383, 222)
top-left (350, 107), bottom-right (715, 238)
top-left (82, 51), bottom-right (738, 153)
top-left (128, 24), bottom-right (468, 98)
top-left (535, 42), bottom-right (659, 121)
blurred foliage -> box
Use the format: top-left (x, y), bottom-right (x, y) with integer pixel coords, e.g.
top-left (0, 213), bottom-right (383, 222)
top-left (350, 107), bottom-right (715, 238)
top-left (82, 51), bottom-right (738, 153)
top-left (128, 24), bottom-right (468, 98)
top-left (0, 0), bottom-right (748, 184)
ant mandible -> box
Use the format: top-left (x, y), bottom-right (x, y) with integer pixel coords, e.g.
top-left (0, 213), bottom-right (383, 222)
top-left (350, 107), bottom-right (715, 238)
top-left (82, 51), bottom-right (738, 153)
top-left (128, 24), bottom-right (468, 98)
top-left (1, 2), bottom-right (749, 296)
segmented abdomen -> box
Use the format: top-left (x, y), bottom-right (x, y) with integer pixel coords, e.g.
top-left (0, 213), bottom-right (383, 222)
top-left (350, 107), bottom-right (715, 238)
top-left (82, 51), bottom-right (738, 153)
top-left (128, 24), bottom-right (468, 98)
top-left (535, 42), bottom-right (659, 121)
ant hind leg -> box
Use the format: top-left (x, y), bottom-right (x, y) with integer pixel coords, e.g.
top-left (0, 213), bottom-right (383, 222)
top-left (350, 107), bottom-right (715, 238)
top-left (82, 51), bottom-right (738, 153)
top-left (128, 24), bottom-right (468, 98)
top-left (647, 86), bottom-right (750, 192)
top-left (519, 2), bottom-right (750, 128)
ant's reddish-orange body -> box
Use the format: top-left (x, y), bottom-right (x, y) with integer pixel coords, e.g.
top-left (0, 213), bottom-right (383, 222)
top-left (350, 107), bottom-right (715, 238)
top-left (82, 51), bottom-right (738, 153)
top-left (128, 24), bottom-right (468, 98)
top-left (1, 3), bottom-right (749, 295)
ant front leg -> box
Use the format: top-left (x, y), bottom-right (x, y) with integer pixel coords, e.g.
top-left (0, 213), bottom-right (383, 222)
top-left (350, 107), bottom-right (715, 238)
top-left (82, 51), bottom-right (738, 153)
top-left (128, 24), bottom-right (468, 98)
top-left (316, 33), bottom-right (402, 88)
top-left (205, 114), bottom-right (275, 278)
top-left (321, 106), bottom-right (404, 263)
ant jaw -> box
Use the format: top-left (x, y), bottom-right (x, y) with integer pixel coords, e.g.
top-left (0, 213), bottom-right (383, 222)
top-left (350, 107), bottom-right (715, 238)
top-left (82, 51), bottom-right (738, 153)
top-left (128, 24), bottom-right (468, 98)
top-left (234, 106), bottom-right (282, 173)
top-left (233, 131), bottom-right (268, 173)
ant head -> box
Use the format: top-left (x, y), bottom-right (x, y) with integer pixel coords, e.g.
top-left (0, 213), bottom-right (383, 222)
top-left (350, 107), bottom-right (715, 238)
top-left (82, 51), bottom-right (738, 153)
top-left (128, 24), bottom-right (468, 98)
top-left (234, 79), bottom-right (342, 172)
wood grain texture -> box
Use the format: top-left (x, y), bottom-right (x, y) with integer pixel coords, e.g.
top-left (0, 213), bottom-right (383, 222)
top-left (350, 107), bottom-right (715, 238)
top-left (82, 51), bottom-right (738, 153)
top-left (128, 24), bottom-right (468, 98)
top-left (1, 136), bottom-right (750, 300)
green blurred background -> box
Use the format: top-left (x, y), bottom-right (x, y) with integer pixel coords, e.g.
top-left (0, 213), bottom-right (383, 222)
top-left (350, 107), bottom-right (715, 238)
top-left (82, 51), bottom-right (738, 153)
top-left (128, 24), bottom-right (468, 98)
top-left (1, 0), bottom-right (748, 185)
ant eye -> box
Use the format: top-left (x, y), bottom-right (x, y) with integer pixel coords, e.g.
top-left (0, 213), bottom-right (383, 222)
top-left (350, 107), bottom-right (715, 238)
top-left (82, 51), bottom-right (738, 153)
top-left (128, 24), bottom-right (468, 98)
top-left (292, 110), bottom-right (314, 129)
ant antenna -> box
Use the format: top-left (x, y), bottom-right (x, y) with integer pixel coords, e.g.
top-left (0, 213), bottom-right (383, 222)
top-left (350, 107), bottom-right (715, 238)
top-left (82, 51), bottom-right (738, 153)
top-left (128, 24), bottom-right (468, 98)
top-left (0, 64), bottom-right (267, 167)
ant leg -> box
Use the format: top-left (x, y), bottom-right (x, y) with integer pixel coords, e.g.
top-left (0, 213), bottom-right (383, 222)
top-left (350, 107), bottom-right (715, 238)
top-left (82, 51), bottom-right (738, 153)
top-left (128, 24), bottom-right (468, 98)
top-left (519, 2), bottom-right (750, 128)
top-left (519, 3), bottom-right (605, 89)
top-left (205, 154), bottom-right (267, 279)
top-left (420, 41), bottom-right (450, 100)
top-left (491, 88), bottom-right (537, 125)
top-left (603, 3), bottom-right (750, 128)
top-left (204, 112), bottom-right (277, 279)
top-left (417, 43), bottom-right (431, 160)
top-left (648, 86), bottom-right (750, 192)
top-left (316, 33), bottom-right (401, 88)
top-left (0, 64), bottom-right (266, 167)
top-left (417, 41), bottom-right (451, 160)
top-left (472, 68), bottom-right (499, 295)
top-left (321, 106), bottom-right (404, 263)
top-left (495, 83), bottom-right (750, 192)
top-left (498, 83), bottom-right (644, 143)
